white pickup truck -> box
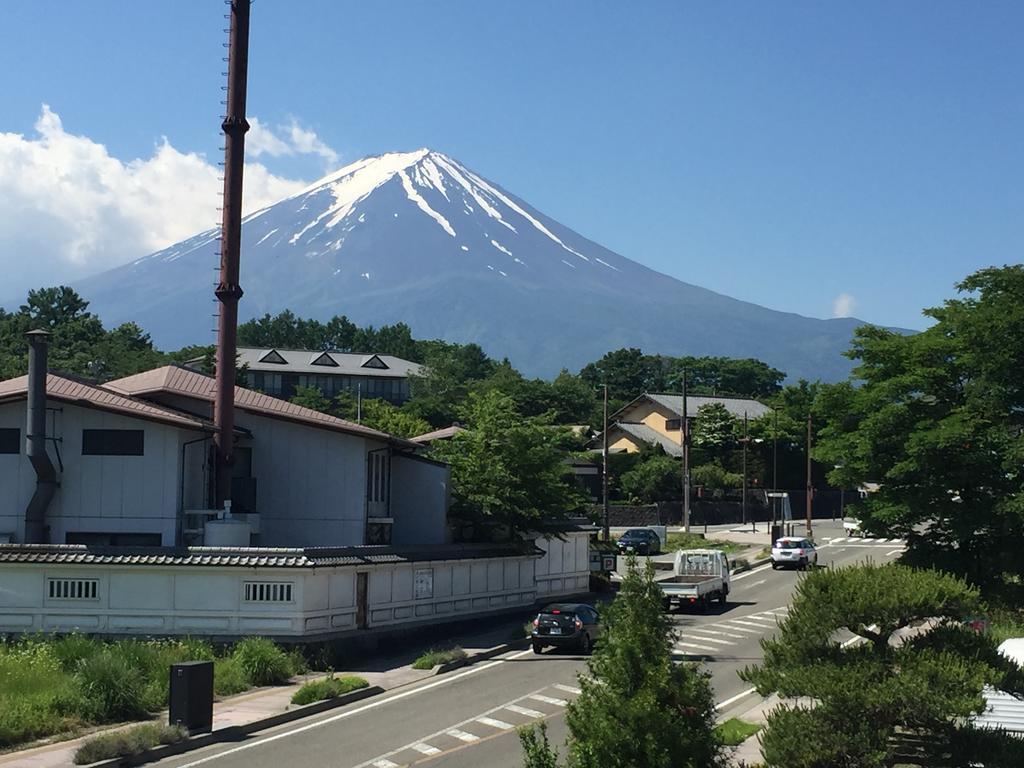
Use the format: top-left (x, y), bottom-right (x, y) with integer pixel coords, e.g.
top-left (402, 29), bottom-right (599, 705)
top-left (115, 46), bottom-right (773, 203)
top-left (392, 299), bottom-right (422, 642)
top-left (655, 549), bottom-right (731, 611)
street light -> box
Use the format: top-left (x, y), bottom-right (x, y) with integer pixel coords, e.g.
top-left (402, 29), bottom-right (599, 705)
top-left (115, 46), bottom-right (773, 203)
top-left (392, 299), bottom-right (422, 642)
top-left (602, 383), bottom-right (609, 542)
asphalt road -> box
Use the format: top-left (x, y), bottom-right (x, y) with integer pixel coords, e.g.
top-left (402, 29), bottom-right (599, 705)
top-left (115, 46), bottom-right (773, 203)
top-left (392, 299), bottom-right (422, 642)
top-left (154, 523), bottom-right (904, 768)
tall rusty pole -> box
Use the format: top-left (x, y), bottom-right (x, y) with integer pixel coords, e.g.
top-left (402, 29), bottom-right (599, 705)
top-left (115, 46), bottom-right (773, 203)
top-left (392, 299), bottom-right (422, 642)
top-left (805, 412), bottom-right (813, 537)
top-left (681, 371), bottom-right (691, 533)
top-left (602, 383), bottom-right (610, 542)
top-left (213, 0), bottom-right (251, 508)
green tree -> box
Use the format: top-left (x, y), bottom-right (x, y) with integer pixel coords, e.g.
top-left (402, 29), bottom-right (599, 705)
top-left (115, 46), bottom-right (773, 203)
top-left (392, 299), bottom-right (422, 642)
top-left (290, 385), bottom-right (334, 414)
top-left (431, 390), bottom-right (584, 541)
top-left (740, 563), bottom-right (1024, 767)
top-left (619, 453), bottom-right (681, 503)
top-left (690, 462), bottom-right (742, 491)
top-left (520, 556), bottom-right (725, 768)
top-left (360, 398), bottom-right (432, 439)
top-left (690, 403), bottom-right (737, 464)
top-left (579, 348), bottom-right (666, 407)
top-left (813, 266), bottom-right (1024, 597)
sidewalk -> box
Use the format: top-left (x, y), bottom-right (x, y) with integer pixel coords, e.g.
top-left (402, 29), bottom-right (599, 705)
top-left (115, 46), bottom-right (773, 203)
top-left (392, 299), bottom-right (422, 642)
top-left (0, 620), bottom-right (529, 768)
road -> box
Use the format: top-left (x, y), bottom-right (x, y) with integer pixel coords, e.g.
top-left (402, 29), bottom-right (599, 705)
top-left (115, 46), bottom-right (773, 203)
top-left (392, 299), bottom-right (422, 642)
top-left (154, 525), bottom-right (903, 768)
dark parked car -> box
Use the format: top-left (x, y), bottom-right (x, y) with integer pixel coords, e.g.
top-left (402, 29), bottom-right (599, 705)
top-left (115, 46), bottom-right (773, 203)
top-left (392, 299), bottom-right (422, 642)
top-left (531, 603), bottom-right (601, 654)
top-left (616, 528), bottom-right (661, 555)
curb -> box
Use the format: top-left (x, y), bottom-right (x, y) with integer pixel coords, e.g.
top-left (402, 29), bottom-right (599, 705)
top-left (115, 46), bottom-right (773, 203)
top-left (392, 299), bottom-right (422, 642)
top-left (432, 637), bottom-right (530, 675)
top-left (733, 556), bottom-right (771, 574)
top-left (85, 685), bottom-right (384, 768)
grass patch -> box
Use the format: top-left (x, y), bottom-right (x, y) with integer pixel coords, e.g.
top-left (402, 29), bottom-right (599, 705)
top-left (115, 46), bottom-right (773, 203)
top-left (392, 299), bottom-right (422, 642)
top-left (411, 647), bottom-right (467, 670)
top-left (987, 608), bottom-right (1024, 645)
top-left (73, 723), bottom-right (187, 765)
top-left (290, 675), bottom-right (368, 706)
top-left (0, 634), bottom-right (303, 750)
top-left (666, 532), bottom-right (744, 554)
top-left (714, 717), bottom-right (761, 747)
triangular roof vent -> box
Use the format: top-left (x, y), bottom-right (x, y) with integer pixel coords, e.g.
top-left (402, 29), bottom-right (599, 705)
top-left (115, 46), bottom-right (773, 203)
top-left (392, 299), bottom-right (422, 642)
top-left (361, 354), bottom-right (389, 369)
top-left (310, 351), bottom-right (339, 367)
top-left (258, 349), bottom-right (287, 365)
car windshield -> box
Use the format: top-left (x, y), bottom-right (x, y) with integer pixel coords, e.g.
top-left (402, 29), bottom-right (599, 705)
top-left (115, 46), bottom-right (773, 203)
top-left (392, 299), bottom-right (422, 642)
top-left (775, 539), bottom-right (799, 548)
top-left (623, 530), bottom-right (645, 538)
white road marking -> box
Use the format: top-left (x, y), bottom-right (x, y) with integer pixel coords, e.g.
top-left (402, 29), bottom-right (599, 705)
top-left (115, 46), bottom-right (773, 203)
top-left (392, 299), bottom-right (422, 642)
top-left (688, 627), bottom-right (746, 639)
top-left (447, 729), bottom-right (479, 742)
top-left (830, 537), bottom-right (848, 544)
top-left (730, 562), bottom-right (773, 581)
top-left (412, 743), bottom-right (441, 755)
top-left (723, 619), bottom-right (772, 629)
top-left (749, 579), bottom-right (766, 586)
top-left (529, 694), bottom-right (568, 707)
top-left (553, 683), bottom-right (582, 695)
top-left (675, 642), bottom-right (718, 652)
top-left (715, 687), bottom-right (758, 711)
top-left (373, 761), bottom-right (399, 768)
top-left (680, 635), bottom-right (735, 646)
top-left (862, 538), bottom-right (878, 543)
top-left (505, 703), bottom-right (546, 718)
top-left (477, 716), bottom-right (514, 730)
top-left (173, 648), bottom-right (535, 768)
top-left (715, 623), bottom-right (762, 635)
top-left (885, 549), bottom-right (903, 556)
top-left (761, 607), bottom-right (789, 614)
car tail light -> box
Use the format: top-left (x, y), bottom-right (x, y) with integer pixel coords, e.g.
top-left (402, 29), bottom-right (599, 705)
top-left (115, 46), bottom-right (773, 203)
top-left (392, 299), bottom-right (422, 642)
top-left (533, 617), bottom-right (539, 627)
top-left (574, 618), bottom-right (583, 630)
top-left (551, 609), bottom-right (561, 614)
top-left (689, 598), bottom-right (696, 603)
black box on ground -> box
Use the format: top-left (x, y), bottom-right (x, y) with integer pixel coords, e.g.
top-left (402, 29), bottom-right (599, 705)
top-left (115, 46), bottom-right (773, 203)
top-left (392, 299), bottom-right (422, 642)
top-left (169, 660), bottom-right (214, 733)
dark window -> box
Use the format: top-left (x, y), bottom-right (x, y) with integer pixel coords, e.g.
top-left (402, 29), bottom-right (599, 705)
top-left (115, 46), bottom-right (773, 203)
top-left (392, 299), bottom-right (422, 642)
top-left (0, 428), bottom-right (18, 454)
top-left (258, 349), bottom-right (287, 364)
top-left (66, 532), bottom-right (161, 546)
top-left (82, 429), bottom-right (144, 456)
top-left (665, 418), bottom-right (682, 430)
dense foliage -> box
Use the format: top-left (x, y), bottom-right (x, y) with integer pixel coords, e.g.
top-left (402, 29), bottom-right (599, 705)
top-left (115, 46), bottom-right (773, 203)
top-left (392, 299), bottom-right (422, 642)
top-left (814, 266), bottom-right (1024, 598)
top-left (740, 563), bottom-right (1024, 767)
top-left (520, 556), bottom-right (725, 768)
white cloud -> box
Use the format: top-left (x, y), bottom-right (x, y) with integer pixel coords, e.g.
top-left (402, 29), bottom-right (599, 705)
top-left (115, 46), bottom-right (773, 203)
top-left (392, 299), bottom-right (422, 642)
top-left (832, 292), bottom-right (858, 318)
top-left (0, 105), bottom-right (310, 300)
top-left (247, 116), bottom-right (339, 166)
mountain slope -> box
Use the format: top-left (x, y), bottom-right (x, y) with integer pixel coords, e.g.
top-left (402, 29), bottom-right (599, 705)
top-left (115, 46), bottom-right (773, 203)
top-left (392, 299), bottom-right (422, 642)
top-left (76, 149), bottom-right (868, 380)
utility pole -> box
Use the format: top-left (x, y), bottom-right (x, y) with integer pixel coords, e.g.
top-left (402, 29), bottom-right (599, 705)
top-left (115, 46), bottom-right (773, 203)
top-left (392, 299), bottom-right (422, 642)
top-left (741, 411), bottom-right (748, 531)
top-left (806, 412), bottom-right (813, 538)
top-left (213, 0), bottom-right (251, 509)
top-left (602, 383), bottom-right (610, 542)
top-left (771, 407), bottom-right (778, 533)
top-left (681, 371), bottom-right (691, 533)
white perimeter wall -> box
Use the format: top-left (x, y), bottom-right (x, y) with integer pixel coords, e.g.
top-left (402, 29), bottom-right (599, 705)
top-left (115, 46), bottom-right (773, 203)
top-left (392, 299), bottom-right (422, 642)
top-left (534, 531), bottom-right (592, 597)
top-left (0, 401), bottom-right (191, 545)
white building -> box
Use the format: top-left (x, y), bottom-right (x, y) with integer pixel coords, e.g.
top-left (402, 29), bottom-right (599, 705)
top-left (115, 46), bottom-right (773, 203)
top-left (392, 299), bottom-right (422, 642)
top-left (0, 341), bottom-right (592, 639)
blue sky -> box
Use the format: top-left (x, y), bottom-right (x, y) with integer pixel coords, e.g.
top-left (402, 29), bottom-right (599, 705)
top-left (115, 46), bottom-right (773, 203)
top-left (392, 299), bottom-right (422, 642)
top-left (1, 1), bottom-right (1021, 330)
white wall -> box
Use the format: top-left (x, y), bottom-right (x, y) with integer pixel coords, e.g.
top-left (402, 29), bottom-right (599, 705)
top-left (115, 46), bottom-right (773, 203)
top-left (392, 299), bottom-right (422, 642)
top-left (390, 454), bottom-right (449, 546)
top-left (534, 531), bottom-right (592, 596)
top-left (0, 401), bottom-right (193, 546)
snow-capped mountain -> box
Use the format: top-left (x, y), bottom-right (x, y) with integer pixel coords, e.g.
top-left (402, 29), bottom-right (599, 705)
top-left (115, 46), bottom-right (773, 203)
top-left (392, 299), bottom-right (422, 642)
top-left (76, 149), bottom-right (868, 380)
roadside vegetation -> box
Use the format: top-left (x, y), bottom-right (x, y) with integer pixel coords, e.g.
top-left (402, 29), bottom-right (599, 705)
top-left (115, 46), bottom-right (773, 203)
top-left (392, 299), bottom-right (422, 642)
top-left (411, 646), bottom-right (467, 670)
top-left (73, 723), bottom-right (186, 765)
top-left (713, 718), bottom-right (761, 747)
top-left (666, 531), bottom-right (743, 554)
top-left (290, 674), bottom-right (368, 705)
top-left (520, 555), bottom-right (726, 767)
top-left (0, 634), bottom-right (306, 749)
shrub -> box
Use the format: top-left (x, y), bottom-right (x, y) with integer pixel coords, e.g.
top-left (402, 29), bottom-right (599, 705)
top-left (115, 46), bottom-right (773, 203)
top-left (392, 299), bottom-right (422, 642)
top-left (74, 650), bottom-right (148, 722)
top-left (713, 717), bottom-right (760, 747)
top-left (732, 557), bottom-right (750, 572)
top-left (231, 637), bottom-right (294, 686)
top-left (50, 633), bottom-right (104, 672)
top-left (290, 675), bottom-right (368, 705)
top-left (213, 657), bottom-right (250, 697)
top-left (73, 723), bottom-right (187, 765)
top-left (411, 647), bottom-right (467, 670)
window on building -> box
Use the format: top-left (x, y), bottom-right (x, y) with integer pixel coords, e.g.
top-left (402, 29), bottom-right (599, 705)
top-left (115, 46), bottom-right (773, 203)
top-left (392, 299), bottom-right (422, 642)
top-left (361, 355), bottom-right (389, 370)
top-left (665, 419), bottom-right (682, 431)
top-left (257, 349), bottom-right (287, 364)
top-left (66, 532), bottom-right (162, 546)
top-left (367, 452), bottom-right (388, 503)
top-left (82, 429), bottom-right (144, 456)
top-left (310, 352), bottom-right (339, 367)
top-left (365, 522), bottom-right (392, 545)
top-left (47, 578), bottom-right (99, 600)
top-left (0, 428), bottom-right (19, 454)
top-left (243, 582), bottom-right (294, 602)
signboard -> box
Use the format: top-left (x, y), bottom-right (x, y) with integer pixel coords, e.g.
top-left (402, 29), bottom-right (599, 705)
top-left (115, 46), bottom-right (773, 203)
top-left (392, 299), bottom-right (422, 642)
top-left (601, 554), bottom-right (616, 571)
top-left (414, 568), bottom-right (433, 600)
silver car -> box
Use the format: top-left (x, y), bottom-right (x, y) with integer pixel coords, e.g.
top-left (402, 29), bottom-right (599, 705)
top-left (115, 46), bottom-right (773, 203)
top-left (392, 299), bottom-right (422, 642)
top-left (771, 537), bottom-right (818, 570)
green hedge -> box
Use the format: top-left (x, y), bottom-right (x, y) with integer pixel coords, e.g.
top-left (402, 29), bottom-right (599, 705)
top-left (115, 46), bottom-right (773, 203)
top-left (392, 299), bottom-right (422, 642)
top-left (290, 675), bottom-right (368, 705)
top-left (73, 723), bottom-right (187, 765)
top-left (411, 647), bottom-right (467, 670)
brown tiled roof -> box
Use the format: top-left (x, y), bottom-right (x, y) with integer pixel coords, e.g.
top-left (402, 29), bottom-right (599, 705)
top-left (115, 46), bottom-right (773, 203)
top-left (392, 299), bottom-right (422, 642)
top-left (0, 374), bottom-right (209, 431)
top-left (0, 543), bottom-right (541, 568)
top-left (105, 365), bottom-right (417, 447)
top-left (410, 425), bottom-right (467, 443)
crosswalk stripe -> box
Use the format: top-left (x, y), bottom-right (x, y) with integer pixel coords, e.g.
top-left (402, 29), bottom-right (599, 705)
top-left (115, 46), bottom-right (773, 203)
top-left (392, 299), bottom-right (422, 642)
top-left (676, 642), bottom-right (718, 652)
top-left (723, 619), bottom-right (770, 630)
top-left (506, 703), bottom-right (546, 718)
top-left (680, 635), bottom-right (734, 646)
top-left (412, 743), bottom-right (441, 756)
top-left (863, 538), bottom-right (878, 543)
top-left (373, 761), bottom-right (399, 768)
top-left (715, 623), bottom-right (762, 634)
top-left (553, 683), bottom-right (582, 694)
top-left (688, 628), bottom-right (746, 639)
top-left (477, 716), bottom-right (514, 730)
top-left (831, 537), bottom-right (848, 544)
top-left (529, 694), bottom-right (568, 707)
top-left (447, 729), bottom-right (480, 742)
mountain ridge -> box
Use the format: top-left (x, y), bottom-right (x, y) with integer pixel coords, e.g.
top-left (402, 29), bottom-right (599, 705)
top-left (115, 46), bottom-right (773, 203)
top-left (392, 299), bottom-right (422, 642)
top-left (72, 149), bottom-right (877, 380)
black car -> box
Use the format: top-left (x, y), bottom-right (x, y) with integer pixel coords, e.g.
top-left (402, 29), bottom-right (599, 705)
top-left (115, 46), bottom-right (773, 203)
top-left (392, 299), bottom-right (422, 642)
top-left (531, 603), bottom-right (601, 654)
top-left (616, 528), bottom-right (661, 555)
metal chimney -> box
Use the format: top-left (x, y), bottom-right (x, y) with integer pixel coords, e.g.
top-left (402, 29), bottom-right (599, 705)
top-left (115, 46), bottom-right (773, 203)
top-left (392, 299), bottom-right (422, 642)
top-left (213, 0), bottom-right (251, 508)
top-left (25, 329), bottom-right (56, 543)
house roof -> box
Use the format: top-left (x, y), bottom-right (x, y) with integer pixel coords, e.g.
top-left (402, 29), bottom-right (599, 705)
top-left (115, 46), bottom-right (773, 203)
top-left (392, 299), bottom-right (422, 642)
top-left (410, 425), bottom-right (467, 444)
top-left (613, 392), bottom-right (772, 421)
top-left (0, 542), bottom-right (541, 569)
top-left (611, 422), bottom-right (683, 457)
top-left (104, 365), bottom-right (418, 448)
top-left (0, 373), bottom-right (211, 431)
top-left (237, 347), bottom-right (422, 378)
